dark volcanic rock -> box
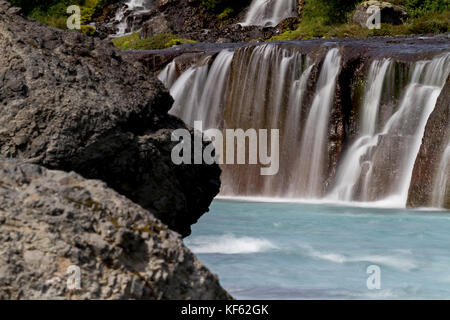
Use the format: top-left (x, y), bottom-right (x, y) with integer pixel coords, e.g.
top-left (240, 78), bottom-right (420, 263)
top-left (0, 1), bottom-right (221, 237)
top-left (140, 14), bottom-right (172, 38)
top-left (0, 159), bottom-right (231, 299)
top-left (408, 75), bottom-right (450, 209)
top-left (96, 0), bottom-right (273, 42)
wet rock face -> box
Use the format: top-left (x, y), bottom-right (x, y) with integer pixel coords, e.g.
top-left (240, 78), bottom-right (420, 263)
top-left (408, 75), bottom-right (450, 209)
top-left (353, 1), bottom-right (407, 27)
top-left (0, 159), bottom-right (231, 300)
top-left (0, 1), bottom-right (221, 237)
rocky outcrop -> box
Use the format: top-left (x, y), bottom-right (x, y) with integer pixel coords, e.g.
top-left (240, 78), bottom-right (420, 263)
top-left (408, 75), bottom-right (450, 209)
top-left (353, 1), bottom-right (408, 27)
top-left (96, 0), bottom-right (281, 42)
top-left (141, 14), bottom-right (172, 38)
top-left (0, 1), bottom-right (221, 237)
top-left (145, 0), bottom-right (272, 42)
top-left (0, 159), bottom-right (231, 299)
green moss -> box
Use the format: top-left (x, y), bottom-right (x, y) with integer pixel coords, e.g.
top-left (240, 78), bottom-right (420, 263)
top-left (217, 7), bottom-right (234, 20)
top-left (111, 33), bottom-right (198, 50)
top-left (165, 38), bottom-right (197, 47)
top-left (81, 24), bottom-right (96, 36)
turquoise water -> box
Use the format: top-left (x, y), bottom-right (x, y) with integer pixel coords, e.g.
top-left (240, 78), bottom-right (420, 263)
top-left (185, 200), bottom-right (450, 299)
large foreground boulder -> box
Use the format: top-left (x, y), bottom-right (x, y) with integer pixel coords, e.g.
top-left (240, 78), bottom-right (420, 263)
top-left (0, 159), bottom-right (231, 299)
top-left (0, 1), bottom-right (220, 237)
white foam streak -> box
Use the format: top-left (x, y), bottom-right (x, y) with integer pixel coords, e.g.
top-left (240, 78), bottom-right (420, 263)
top-left (302, 245), bottom-right (418, 271)
top-left (187, 234), bottom-right (277, 254)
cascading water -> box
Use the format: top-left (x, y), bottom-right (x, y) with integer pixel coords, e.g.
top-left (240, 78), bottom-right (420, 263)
top-left (329, 54), bottom-right (450, 206)
top-left (112, 0), bottom-right (154, 36)
top-left (159, 50), bottom-right (235, 130)
top-left (360, 54), bottom-right (450, 205)
top-left (158, 44), bottom-right (450, 209)
top-left (159, 44), bottom-right (314, 196)
top-left (241, 0), bottom-right (297, 27)
top-left (221, 45), bottom-right (312, 196)
top-left (293, 49), bottom-right (341, 198)
top-left (328, 59), bottom-right (393, 201)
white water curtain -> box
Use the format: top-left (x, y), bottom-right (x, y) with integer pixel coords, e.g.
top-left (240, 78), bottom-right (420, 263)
top-left (241, 0), bottom-right (297, 27)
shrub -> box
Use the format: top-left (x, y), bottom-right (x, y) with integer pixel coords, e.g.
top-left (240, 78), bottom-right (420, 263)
top-left (217, 7), bottom-right (234, 20)
top-left (11, 0), bottom-right (113, 27)
top-left (405, 0), bottom-right (449, 17)
top-left (81, 24), bottom-right (96, 36)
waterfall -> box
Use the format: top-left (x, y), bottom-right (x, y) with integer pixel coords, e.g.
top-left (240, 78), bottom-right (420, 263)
top-left (112, 0), bottom-right (154, 36)
top-left (360, 54), bottom-right (450, 205)
top-left (329, 54), bottom-right (449, 206)
top-left (159, 50), bottom-right (235, 130)
top-left (432, 145), bottom-right (450, 208)
top-left (328, 59), bottom-right (393, 201)
top-left (158, 44), bottom-right (450, 208)
top-left (221, 44), bottom-right (312, 196)
top-left (241, 0), bottom-right (297, 27)
top-left (293, 49), bottom-right (341, 198)
top-left (361, 59), bottom-right (393, 137)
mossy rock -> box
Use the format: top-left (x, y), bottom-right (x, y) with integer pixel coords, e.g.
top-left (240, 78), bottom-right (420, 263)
top-left (81, 24), bottom-right (96, 36)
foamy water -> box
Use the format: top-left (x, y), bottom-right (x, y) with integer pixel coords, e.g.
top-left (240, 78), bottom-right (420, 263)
top-left (186, 200), bottom-right (450, 299)
top-left (188, 234), bottom-right (276, 254)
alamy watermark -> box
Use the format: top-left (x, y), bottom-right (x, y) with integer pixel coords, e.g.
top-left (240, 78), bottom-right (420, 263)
top-left (171, 121), bottom-right (280, 176)
top-left (66, 5), bottom-right (81, 30)
top-left (366, 265), bottom-right (381, 290)
top-left (46, 265), bottom-right (81, 291)
top-left (366, 5), bottom-right (381, 30)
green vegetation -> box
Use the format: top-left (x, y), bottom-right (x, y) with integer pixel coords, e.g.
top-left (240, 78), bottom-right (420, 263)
top-left (111, 33), bottom-right (198, 50)
top-left (217, 7), bottom-right (234, 20)
top-left (404, 0), bottom-right (448, 17)
top-left (10, 0), bottom-right (112, 33)
top-left (271, 0), bottom-right (449, 41)
top-left (9, 0), bottom-right (449, 41)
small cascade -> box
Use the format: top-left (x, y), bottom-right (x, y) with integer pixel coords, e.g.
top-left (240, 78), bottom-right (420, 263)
top-left (241, 0), bottom-right (297, 27)
top-left (112, 0), bottom-right (155, 36)
top-left (159, 50), bottom-right (235, 130)
top-left (432, 145), bottom-right (450, 208)
top-left (361, 54), bottom-right (450, 205)
top-left (328, 59), bottom-right (393, 201)
top-left (158, 60), bottom-right (178, 89)
top-left (293, 49), bottom-right (341, 198)
top-left (221, 44), bottom-right (312, 196)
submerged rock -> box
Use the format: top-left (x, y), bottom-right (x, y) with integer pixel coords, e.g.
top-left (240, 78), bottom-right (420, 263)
top-left (0, 159), bottom-right (231, 299)
top-left (0, 1), bottom-right (221, 237)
